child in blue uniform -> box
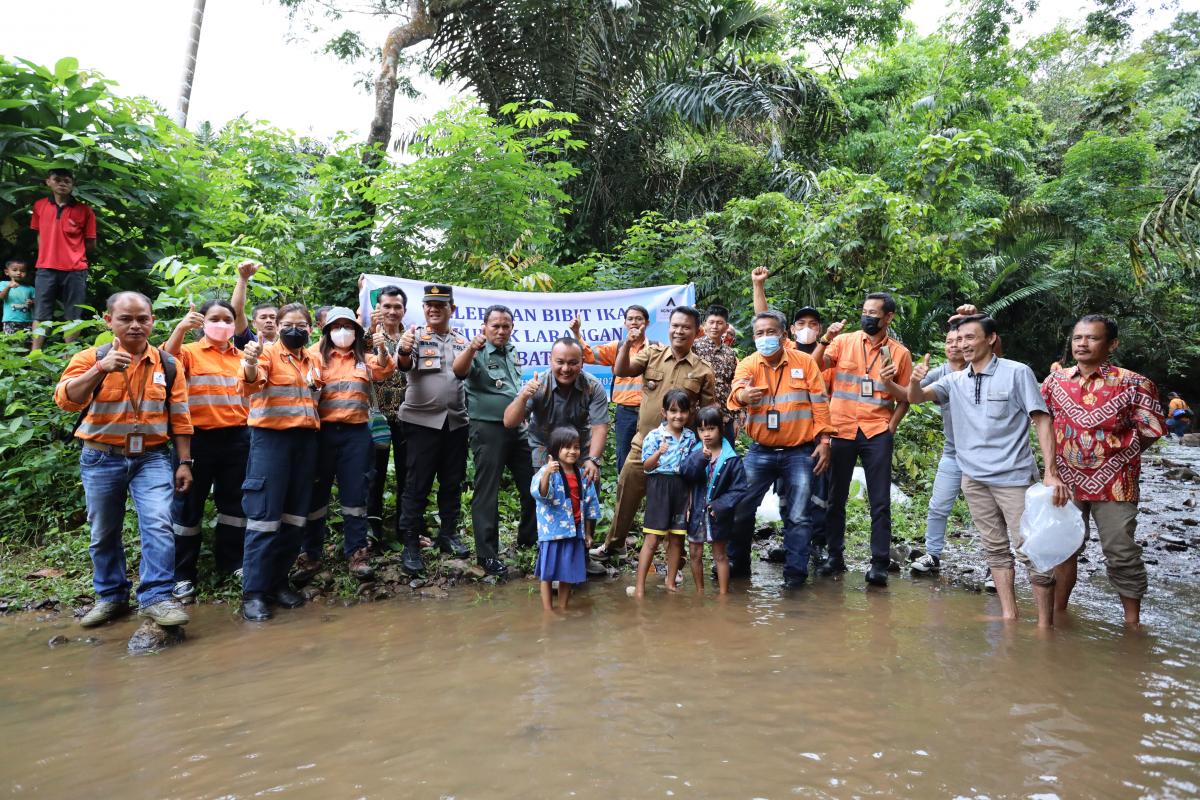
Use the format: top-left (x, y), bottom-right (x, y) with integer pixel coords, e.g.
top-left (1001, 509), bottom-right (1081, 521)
top-left (635, 389), bottom-right (698, 598)
top-left (531, 426), bottom-right (600, 611)
top-left (681, 406), bottom-right (748, 595)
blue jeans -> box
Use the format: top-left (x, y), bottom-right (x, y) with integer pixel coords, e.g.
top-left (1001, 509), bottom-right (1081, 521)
top-left (735, 443), bottom-right (815, 583)
top-left (79, 447), bottom-right (176, 607)
top-left (614, 403), bottom-right (639, 474)
top-left (305, 422), bottom-right (374, 559)
top-left (241, 427), bottom-right (318, 596)
top-left (924, 452), bottom-right (962, 557)
top-left (777, 468), bottom-right (829, 548)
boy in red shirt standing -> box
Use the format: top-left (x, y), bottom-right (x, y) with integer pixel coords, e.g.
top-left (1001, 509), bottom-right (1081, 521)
top-left (31, 168), bottom-right (96, 350)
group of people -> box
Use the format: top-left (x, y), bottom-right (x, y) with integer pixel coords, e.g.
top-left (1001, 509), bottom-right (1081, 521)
top-left (18, 172), bottom-right (1176, 634)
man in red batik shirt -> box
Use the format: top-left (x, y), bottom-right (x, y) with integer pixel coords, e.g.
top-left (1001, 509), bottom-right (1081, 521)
top-left (1041, 314), bottom-right (1165, 628)
top-left (30, 168), bottom-right (97, 350)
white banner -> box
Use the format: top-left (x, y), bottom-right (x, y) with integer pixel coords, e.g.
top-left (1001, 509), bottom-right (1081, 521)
top-left (359, 275), bottom-right (695, 390)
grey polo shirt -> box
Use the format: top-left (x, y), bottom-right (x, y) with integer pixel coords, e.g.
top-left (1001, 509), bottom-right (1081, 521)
top-left (399, 327), bottom-right (469, 431)
top-left (525, 371), bottom-right (609, 453)
top-left (922, 362), bottom-right (959, 458)
top-left (930, 356), bottom-right (1047, 486)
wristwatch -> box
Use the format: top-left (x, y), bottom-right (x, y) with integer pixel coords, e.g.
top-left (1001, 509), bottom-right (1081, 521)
top-left (582, 456), bottom-right (601, 467)
top-left (178, 459), bottom-right (195, 468)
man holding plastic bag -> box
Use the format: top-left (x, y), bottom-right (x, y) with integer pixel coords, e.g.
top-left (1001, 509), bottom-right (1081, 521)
top-left (909, 315), bottom-right (1067, 628)
top-left (1041, 315), bottom-right (1165, 628)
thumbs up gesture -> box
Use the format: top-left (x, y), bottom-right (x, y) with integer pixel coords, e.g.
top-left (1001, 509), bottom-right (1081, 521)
top-left (399, 324), bottom-right (418, 353)
top-left (522, 371), bottom-right (542, 398)
top-left (243, 340), bottom-right (261, 365)
top-left (825, 318), bottom-right (846, 338)
top-left (912, 353), bottom-right (931, 382)
top-left (181, 303), bottom-right (205, 332)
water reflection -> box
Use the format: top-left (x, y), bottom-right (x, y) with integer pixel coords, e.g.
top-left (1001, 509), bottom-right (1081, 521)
top-left (1, 575), bottom-right (1197, 799)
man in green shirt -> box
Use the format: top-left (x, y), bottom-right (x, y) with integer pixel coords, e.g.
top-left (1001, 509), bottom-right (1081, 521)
top-left (452, 304), bottom-right (536, 576)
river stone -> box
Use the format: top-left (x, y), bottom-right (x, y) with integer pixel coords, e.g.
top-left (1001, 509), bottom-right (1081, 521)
top-left (126, 620), bottom-right (185, 655)
top-left (442, 559), bottom-right (471, 577)
top-left (1159, 533), bottom-right (1188, 551)
top-left (465, 564), bottom-right (487, 579)
top-left (1181, 433), bottom-right (1200, 447)
top-left (47, 634), bottom-right (68, 648)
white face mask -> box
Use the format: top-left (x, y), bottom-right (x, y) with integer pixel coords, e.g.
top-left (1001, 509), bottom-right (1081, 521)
top-left (330, 328), bottom-right (356, 348)
top-left (796, 327), bottom-right (818, 345)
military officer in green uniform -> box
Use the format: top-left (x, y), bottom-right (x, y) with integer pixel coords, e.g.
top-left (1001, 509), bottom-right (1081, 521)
top-left (452, 304), bottom-right (536, 576)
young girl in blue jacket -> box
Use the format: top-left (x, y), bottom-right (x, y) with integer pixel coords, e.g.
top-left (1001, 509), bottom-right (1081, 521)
top-left (531, 426), bottom-right (600, 611)
top-left (681, 406), bottom-right (748, 595)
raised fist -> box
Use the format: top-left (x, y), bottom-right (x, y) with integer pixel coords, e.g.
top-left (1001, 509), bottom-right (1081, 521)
top-left (243, 340), bottom-right (262, 364)
top-left (751, 266), bottom-right (770, 285)
top-left (236, 260), bottom-right (261, 280)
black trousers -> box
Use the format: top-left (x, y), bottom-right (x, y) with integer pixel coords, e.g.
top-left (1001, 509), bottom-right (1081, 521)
top-left (367, 417), bottom-right (407, 539)
top-left (172, 426), bottom-right (249, 582)
top-left (825, 429), bottom-right (894, 569)
top-left (469, 420), bottom-right (537, 560)
top-left (397, 421), bottom-right (468, 543)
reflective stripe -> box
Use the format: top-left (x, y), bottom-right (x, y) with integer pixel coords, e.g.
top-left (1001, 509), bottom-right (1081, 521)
top-left (831, 390), bottom-right (893, 407)
top-left (322, 380), bottom-right (364, 393)
top-left (78, 421), bottom-right (168, 437)
top-left (280, 513), bottom-right (307, 527)
top-left (261, 384), bottom-right (312, 400)
top-left (769, 390), bottom-right (811, 405)
top-left (835, 371), bottom-right (863, 384)
top-left (318, 398), bottom-right (368, 411)
top-left (811, 495), bottom-right (828, 509)
top-left (746, 409), bottom-right (813, 423)
top-left (341, 505), bottom-right (368, 517)
top-left (307, 506), bottom-right (329, 521)
top-left (169, 403), bottom-right (189, 416)
top-left (189, 394), bottom-right (249, 407)
top-left (811, 395), bottom-right (829, 404)
top-left (188, 374), bottom-right (239, 387)
top-left (250, 405), bottom-right (319, 419)
top-left (216, 513), bottom-right (247, 528)
top-left (246, 519), bottom-right (280, 532)
top-left (173, 524), bottom-right (201, 537)
top-left (90, 400), bottom-right (166, 415)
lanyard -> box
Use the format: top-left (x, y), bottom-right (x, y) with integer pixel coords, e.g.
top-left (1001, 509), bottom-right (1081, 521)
top-left (860, 336), bottom-right (884, 378)
top-left (119, 355), bottom-right (154, 426)
top-left (762, 357), bottom-right (789, 410)
top-left (283, 350), bottom-right (311, 387)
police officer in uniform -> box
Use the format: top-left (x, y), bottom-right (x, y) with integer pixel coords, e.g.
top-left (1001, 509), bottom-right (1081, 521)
top-left (395, 284), bottom-right (472, 574)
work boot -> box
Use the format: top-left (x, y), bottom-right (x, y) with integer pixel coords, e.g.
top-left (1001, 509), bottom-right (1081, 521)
top-left (810, 543), bottom-right (828, 569)
top-left (480, 558), bottom-right (508, 577)
top-left (765, 546), bottom-right (786, 564)
top-left (79, 600), bottom-right (130, 628)
top-left (271, 587), bottom-right (306, 609)
top-left (368, 516), bottom-right (384, 543)
top-left (138, 599), bottom-right (190, 626)
top-left (437, 531), bottom-right (470, 558)
top-left (349, 547), bottom-right (375, 579)
top-left (291, 553), bottom-right (322, 585)
top-left (817, 555), bottom-right (847, 577)
top-left (242, 595), bottom-right (271, 622)
top-left (401, 532), bottom-right (425, 576)
top-left (865, 564), bottom-right (889, 587)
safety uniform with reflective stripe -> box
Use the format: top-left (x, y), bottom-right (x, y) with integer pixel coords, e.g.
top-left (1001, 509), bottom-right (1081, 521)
top-left (55, 345), bottom-right (194, 446)
top-left (727, 349), bottom-right (835, 447)
top-left (309, 345), bottom-right (394, 424)
top-left (178, 338), bottom-right (249, 429)
top-left (240, 341), bottom-right (323, 430)
top-left (823, 330), bottom-right (913, 439)
top-left (581, 338), bottom-right (650, 407)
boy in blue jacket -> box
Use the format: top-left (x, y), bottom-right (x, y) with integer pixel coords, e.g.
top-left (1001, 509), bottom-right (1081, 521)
top-left (682, 406), bottom-right (748, 594)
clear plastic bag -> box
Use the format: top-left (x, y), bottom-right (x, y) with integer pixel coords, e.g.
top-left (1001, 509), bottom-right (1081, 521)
top-left (1018, 483), bottom-right (1085, 572)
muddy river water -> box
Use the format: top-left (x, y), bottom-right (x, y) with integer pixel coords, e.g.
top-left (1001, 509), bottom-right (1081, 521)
top-left (3, 565), bottom-right (1199, 799)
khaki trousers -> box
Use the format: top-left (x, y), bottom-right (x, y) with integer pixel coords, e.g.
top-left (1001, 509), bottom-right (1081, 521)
top-left (602, 440), bottom-right (646, 550)
top-left (1075, 500), bottom-right (1147, 599)
top-left (961, 477), bottom-right (1054, 586)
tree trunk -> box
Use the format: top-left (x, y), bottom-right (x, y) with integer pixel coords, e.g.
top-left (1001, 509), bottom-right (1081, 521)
top-left (175, 0), bottom-right (208, 127)
top-left (364, 0), bottom-right (437, 162)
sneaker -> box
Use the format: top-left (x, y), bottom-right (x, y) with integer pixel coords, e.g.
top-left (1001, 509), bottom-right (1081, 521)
top-left (910, 553), bottom-right (941, 574)
top-left (171, 580), bottom-right (197, 600)
top-left (138, 599), bottom-right (190, 626)
top-left (79, 600), bottom-right (130, 628)
top-left (233, 568), bottom-right (244, 581)
top-left (348, 547), bottom-right (375, 579)
top-left (291, 553), bottom-right (323, 584)
top-left (589, 543), bottom-right (625, 560)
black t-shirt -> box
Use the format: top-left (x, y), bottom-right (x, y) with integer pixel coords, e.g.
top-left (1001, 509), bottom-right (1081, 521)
top-left (232, 329), bottom-right (257, 349)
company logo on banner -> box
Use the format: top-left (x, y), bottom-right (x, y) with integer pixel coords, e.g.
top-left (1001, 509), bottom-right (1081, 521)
top-left (358, 275), bottom-right (695, 389)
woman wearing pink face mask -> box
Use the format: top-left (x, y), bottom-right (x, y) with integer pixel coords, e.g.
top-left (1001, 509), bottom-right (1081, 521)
top-left (163, 299), bottom-right (251, 600)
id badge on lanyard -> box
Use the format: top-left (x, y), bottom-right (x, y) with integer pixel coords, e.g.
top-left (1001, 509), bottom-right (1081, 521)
top-left (766, 409), bottom-right (781, 430)
top-left (860, 379), bottom-right (875, 397)
top-left (121, 360), bottom-right (152, 455)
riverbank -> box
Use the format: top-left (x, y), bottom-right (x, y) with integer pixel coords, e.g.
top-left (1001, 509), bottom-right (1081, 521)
top-left (4, 442), bottom-right (1197, 621)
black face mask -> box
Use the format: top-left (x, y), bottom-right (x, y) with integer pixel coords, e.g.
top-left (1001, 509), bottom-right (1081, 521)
top-left (280, 326), bottom-right (310, 349)
top-left (860, 315), bottom-right (883, 336)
